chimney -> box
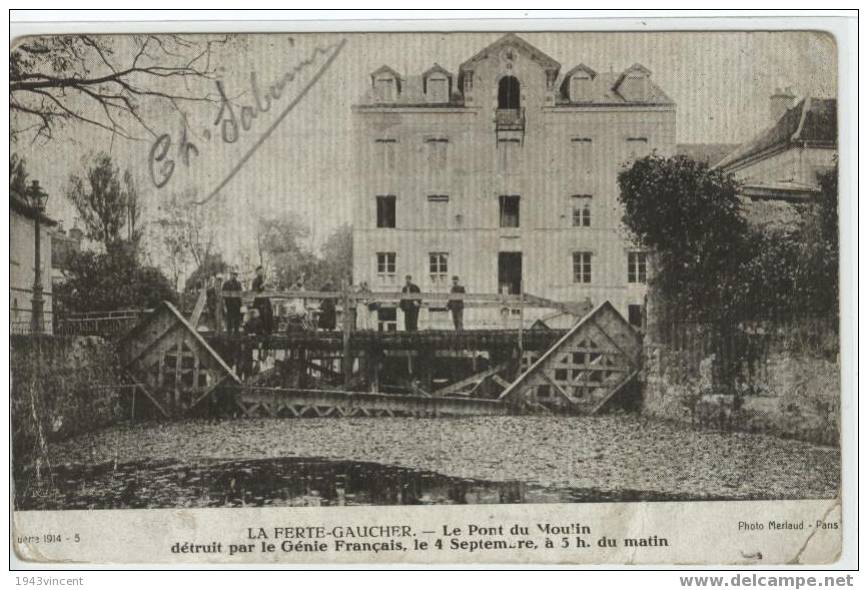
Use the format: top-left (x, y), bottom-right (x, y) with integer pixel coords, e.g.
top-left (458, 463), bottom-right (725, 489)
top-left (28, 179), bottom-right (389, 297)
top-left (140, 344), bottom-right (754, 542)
top-left (770, 87), bottom-right (796, 123)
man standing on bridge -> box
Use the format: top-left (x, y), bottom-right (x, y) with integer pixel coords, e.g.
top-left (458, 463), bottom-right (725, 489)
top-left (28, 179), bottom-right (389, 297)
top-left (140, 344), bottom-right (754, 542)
top-left (400, 275), bottom-right (421, 332)
top-left (447, 275), bottom-right (466, 331)
top-left (222, 270), bottom-right (243, 335)
top-left (252, 266), bottom-right (274, 334)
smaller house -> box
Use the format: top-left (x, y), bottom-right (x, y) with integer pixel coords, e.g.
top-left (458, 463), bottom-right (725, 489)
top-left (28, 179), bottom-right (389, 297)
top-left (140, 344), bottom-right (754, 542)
top-left (717, 93), bottom-right (837, 202)
top-left (50, 223), bottom-right (83, 286)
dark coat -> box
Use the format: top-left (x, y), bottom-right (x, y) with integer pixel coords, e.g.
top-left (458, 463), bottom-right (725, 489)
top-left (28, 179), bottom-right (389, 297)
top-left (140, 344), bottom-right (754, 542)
top-left (447, 284), bottom-right (466, 311)
top-left (319, 298), bottom-right (337, 330)
top-left (222, 278), bottom-right (242, 314)
top-left (399, 282), bottom-right (421, 313)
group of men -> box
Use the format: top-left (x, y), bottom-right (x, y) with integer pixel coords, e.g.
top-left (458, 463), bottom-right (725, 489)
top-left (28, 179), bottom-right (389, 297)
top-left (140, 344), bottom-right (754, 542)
top-left (217, 268), bottom-right (468, 334)
top-left (219, 266), bottom-right (272, 335)
top-left (399, 274), bottom-right (466, 332)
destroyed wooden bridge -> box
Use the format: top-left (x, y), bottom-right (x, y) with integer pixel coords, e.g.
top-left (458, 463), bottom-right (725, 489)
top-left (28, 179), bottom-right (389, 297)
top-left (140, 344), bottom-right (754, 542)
top-left (117, 287), bottom-right (642, 420)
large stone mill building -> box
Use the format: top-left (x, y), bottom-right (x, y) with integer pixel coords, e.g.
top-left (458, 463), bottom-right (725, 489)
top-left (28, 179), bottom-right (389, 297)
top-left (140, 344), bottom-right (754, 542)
top-left (352, 34), bottom-right (676, 330)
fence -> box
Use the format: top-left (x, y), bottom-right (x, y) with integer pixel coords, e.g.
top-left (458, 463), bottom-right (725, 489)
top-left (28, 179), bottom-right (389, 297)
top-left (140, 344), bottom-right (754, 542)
top-left (52, 309), bottom-right (151, 338)
top-left (649, 314), bottom-right (839, 393)
top-left (643, 308), bottom-right (840, 444)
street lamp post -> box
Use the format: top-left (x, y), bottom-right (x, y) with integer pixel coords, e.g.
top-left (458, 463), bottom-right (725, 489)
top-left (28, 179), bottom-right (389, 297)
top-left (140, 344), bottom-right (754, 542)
top-left (27, 180), bottom-right (49, 334)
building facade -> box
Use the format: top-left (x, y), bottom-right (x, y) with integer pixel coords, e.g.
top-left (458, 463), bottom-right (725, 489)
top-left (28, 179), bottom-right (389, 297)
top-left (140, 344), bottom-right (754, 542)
top-left (352, 34), bottom-right (676, 330)
top-left (10, 192), bottom-right (56, 334)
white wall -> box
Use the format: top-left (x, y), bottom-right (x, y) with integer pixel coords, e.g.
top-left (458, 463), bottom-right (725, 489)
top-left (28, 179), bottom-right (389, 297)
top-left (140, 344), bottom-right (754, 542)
top-left (10, 210), bottom-right (54, 332)
top-left (352, 49), bottom-right (675, 328)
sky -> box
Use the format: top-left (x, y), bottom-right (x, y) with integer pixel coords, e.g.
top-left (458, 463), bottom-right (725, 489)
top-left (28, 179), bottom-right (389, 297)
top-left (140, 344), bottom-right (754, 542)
top-left (11, 30), bottom-right (838, 275)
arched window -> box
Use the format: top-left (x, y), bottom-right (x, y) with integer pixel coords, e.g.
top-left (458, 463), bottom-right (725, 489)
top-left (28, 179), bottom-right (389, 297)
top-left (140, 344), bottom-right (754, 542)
top-left (498, 76), bottom-right (521, 109)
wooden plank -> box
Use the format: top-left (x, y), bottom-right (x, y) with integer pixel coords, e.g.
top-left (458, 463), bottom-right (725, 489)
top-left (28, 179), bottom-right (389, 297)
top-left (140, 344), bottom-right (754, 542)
top-left (189, 374), bottom-right (229, 410)
top-left (491, 374), bottom-right (511, 390)
top-left (589, 369), bottom-right (640, 415)
top-left (341, 279), bottom-right (352, 386)
top-left (433, 362), bottom-right (509, 396)
top-left (125, 371), bottom-right (170, 418)
top-left (189, 287), bottom-right (207, 327)
top-left (589, 316), bottom-right (638, 369)
top-left (539, 371), bottom-right (575, 405)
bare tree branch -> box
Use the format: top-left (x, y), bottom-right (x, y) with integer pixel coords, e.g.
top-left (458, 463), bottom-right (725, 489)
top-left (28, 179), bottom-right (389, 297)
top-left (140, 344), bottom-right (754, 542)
top-left (10, 34), bottom-right (235, 143)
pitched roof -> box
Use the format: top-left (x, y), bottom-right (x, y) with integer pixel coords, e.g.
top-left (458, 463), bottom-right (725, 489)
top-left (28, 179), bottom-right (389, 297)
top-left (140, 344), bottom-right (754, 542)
top-left (676, 143), bottom-right (741, 167)
top-left (422, 63), bottom-right (452, 79)
top-left (614, 63), bottom-right (652, 88)
top-left (459, 33), bottom-right (560, 72)
top-left (562, 63), bottom-right (597, 79)
top-left (716, 97), bottom-right (837, 170)
top-left (370, 65), bottom-right (402, 80)
top-left (554, 71), bottom-right (674, 106)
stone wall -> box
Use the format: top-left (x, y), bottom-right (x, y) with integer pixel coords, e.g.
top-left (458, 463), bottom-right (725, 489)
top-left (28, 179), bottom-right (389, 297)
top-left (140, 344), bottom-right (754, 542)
top-left (642, 337), bottom-right (840, 446)
top-left (11, 335), bottom-right (129, 467)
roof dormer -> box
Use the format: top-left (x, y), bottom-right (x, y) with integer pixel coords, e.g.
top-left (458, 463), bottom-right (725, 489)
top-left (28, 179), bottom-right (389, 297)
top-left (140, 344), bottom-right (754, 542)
top-left (370, 65), bottom-right (402, 102)
top-left (561, 63), bottom-right (597, 102)
top-left (614, 63), bottom-right (652, 102)
top-left (423, 64), bottom-right (453, 104)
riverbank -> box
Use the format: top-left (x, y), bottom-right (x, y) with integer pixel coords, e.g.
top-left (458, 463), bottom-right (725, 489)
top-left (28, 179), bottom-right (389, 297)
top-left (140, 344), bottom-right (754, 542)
top-left (29, 415), bottom-right (839, 501)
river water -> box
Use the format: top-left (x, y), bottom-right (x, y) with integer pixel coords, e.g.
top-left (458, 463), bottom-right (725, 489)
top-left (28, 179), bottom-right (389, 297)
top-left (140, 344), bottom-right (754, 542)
top-left (16, 456), bottom-right (713, 511)
top-left (14, 415), bottom-right (840, 510)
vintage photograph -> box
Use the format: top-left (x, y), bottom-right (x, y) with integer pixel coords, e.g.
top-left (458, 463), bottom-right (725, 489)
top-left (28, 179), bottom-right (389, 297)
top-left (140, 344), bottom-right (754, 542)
top-left (10, 29), bottom-right (840, 518)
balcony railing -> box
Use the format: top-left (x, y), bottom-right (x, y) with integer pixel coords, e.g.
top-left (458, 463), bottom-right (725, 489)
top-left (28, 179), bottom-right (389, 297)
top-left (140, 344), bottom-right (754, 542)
top-left (495, 108), bottom-right (525, 131)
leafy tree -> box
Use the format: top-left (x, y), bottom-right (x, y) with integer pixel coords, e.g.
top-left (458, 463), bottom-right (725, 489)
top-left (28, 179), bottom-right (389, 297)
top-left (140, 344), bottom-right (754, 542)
top-left (184, 252), bottom-right (229, 293)
top-left (796, 166), bottom-right (839, 316)
top-left (10, 154), bottom-right (29, 195)
top-left (67, 153), bottom-right (141, 249)
top-left (317, 224), bottom-right (353, 286)
top-left (255, 213), bottom-right (318, 287)
top-left (617, 155), bottom-right (749, 320)
top-left (54, 241), bottom-right (177, 315)
top-left (151, 189), bottom-right (218, 289)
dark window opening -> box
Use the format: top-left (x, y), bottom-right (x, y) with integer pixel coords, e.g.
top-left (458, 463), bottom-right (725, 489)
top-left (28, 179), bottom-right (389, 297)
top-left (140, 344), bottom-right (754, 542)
top-left (378, 307), bottom-right (397, 332)
top-left (628, 304), bottom-right (643, 328)
top-left (376, 195), bottom-right (396, 228)
top-left (498, 76), bottom-right (521, 109)
top-left (498, 252), bottom-right (522, 295)
top-left (499, 195), bottom-right (520, 228)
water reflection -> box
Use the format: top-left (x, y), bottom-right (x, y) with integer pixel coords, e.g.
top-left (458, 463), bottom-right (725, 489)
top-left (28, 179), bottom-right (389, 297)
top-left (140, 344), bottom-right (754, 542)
top-left (15, 456), bottom-right (687, 510)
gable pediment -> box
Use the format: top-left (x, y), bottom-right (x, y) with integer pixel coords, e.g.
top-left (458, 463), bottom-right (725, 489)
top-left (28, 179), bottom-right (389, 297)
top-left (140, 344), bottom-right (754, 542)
top-left (459, 33), bottom-right (561, 73)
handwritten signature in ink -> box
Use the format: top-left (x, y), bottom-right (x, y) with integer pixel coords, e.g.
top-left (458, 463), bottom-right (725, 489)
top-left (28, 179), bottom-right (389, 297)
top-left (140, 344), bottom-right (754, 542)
top-left (149, 38), bottom-right (347, 205)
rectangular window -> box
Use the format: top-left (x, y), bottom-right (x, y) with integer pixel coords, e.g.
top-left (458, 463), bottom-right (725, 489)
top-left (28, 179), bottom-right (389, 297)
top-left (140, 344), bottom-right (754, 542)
top-left (427, 77), bottom-right (448, 102)
top-left (377, 307), bottom-right (397, 332)
top-left (376, 252), bottom-right (396, 284)
top-left (374, 138), bottom-right (397, 171)
top-left (497, 138), bottom-right (521, 172)
top-left (376, 195), bottom-right (396, 228)
top-left (426, 138), bottom-right (448, 172)
top-left (571, 195), bottom-right (592, 227)
top-left (626, 137), bottom-right (649, 158)
top-left (628, 251), bottom-right (647, 284)
top-left (427, 195), bottom-right (449, 228)
top-left (429, 252), bottom-right (449, 285)
top-left (572, 252), bottom-right (592, 284)
top-left (499, 195), bottom-right (520, 228)
top-left (375, 78), bottom-right (395, 102)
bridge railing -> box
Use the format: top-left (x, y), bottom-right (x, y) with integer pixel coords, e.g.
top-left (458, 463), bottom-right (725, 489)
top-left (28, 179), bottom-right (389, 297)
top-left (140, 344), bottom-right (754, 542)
top-left (53, 309), bottom-right (152, 338)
